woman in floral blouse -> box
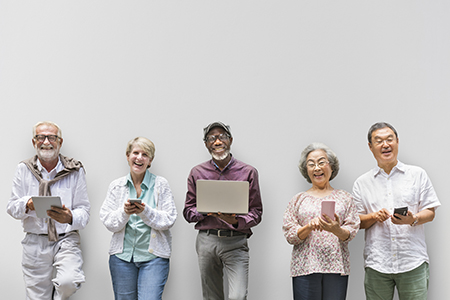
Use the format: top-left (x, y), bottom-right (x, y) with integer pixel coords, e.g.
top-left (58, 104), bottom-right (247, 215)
top-left (283, 143), bottom-right (360, 300)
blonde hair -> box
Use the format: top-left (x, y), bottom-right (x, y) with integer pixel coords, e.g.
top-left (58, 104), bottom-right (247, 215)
top-left (126, 137), bottom-right (156, 161)
top-left (33, 121), bottom-right (62, 138)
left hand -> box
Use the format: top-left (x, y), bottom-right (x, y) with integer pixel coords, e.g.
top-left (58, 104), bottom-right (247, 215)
top-left (391, 210), bottom-right (415, 225)
top-left (47, 205), bottom-right (73, 224)
top-left (318, 213), bottom-right (341, 234)
top-left (207, 212), bottom-right (238, 225)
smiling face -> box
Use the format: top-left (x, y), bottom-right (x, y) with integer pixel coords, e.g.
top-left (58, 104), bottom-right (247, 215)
top-left (204, 127), bottom-right (233, 162)
top-left (306, 149), bottom-right (332, 188)
top-left (32, 124), bottom-right (62, 163)
top-left (127, 145), bottom-right (153, 178)
top-left (369, 127), bottom-right (399, 173)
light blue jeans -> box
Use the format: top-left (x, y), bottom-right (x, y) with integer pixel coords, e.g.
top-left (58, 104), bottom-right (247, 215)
top-left (196, 231), bottom-right (250, 300)
top-left (109, 255), bottom-right (169, 300)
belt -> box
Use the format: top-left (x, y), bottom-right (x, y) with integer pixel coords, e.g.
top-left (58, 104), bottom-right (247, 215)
top-left (200, 229), bottom-right (247, 238)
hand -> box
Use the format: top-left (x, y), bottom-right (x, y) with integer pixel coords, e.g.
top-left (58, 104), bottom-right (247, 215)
top-left (207, 212), bottom-right (238, 225)
top-left (319, 213), bottom-right (341, 234)
top-left (373, 208), bottom-right (391, 223)
top-left (308, 217), bottom-right (322, 231)
top-left (124, 200), bottom-right (146, 215)
top-left (26, 198), bottom-right (35, 213)
top-left (391, 210), bottom-right (415, 225)
top-left (47, 205), bottom-right (73, 224)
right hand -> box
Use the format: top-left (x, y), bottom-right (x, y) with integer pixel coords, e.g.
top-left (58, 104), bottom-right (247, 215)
top-left (373, 208), bottom-right (391, 223)
top-left (26, 198), bottom-right (35, 213)
top-left (308, 217), bottom-right (322, 231)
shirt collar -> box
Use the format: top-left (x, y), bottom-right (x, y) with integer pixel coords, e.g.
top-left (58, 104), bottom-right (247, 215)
top-left (126, 169), bottom-right (150, 188)
top-left (373, 160), bottom-right (405, 177)
top-left (211, 154), bottom-right (235, 171)
top-left (36, 156), bottom-right (63, 174)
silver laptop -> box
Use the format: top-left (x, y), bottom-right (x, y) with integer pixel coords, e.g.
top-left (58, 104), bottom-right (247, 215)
top-left (196, 180), bottom-right (249, 214)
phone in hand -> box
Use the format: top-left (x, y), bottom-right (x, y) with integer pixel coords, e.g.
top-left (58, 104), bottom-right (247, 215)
top-left (321, 200), bottom-right (335, 221)
top-left (393, 206), bottom-right (408, 219)
top-left (129, 199), bottom-right (142, 206)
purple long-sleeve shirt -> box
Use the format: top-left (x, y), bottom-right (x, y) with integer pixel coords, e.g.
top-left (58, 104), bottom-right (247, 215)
top-left (183, 156), bottom-right (263, 237)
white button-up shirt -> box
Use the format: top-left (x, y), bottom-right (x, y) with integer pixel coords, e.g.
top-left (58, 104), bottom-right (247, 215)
top-left (7, 157), bottom-right (90, 234)
top-left (352, 161), bottom-right (440, 274)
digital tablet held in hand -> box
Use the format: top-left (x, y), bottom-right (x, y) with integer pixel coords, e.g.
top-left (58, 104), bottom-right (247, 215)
top-left (321, 200), bottom-right (335, 221)
top-left (31, 196), bottom-right (62, 218)
top-left (394, 206), bottom-right (408, 219)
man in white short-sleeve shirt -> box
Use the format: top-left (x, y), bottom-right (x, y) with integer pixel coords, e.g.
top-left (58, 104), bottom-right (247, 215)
top-left (352, 122), bottom-right (440, 300)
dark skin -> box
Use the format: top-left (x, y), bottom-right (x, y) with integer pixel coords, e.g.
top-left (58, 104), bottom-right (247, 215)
top-left (204, 127), bottom-right (238, 225)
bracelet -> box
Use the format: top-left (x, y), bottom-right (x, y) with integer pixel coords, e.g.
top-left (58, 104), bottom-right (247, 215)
top-left (410, 214), bottom-right (419, 227)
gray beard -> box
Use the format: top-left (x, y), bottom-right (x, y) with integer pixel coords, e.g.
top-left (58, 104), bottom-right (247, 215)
top-left (36, 146), bottom-right (59, 162)
top-left (211, 149), bottom-right (230, 161)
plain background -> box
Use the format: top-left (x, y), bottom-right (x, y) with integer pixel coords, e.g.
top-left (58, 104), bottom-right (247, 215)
top-left (1, 1), bottom-right (448, 299)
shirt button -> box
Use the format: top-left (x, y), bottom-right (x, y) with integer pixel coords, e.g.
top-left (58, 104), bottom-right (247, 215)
top-left (149, 249), bottom-right (153, 253)
top-left (151, 234), bottom-right (156, 238)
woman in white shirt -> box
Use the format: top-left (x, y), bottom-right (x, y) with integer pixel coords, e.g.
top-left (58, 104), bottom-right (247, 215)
top-left (100, 137), bottom-right (177, 300)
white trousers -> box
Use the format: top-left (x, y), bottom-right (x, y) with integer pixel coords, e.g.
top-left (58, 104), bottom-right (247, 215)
top-left (21, 231), bottom-right (85, 300)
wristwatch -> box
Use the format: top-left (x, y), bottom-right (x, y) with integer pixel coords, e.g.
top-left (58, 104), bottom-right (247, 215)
top-left (410, 214), bottom-right (419, 227)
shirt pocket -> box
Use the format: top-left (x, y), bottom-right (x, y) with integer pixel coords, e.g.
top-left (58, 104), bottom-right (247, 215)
top-left (400, 180), bottom-right (419, 211)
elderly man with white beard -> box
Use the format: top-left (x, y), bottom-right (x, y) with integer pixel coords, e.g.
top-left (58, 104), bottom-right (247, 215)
top-left (7, 121), bottom-right (90, 300)
top-left (183, 121), bottom-right (263, 300)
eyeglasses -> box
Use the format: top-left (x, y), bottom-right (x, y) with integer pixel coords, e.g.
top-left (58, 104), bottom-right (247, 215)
top-left (306, 160), bottom-right (329, 169)
top-left (34, 135), bottom-right (60, 142)
top-left (373, 137), bottom-right (396, 146)
top-left (205, 134), bottom-right (230, 143)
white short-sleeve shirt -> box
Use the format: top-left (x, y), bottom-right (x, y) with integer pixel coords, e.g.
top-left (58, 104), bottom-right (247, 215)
top-left (352, 161), bottom-right (440, 274)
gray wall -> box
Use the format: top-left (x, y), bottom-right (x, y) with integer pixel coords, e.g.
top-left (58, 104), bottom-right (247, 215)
top-left (1, 1), bottom-right (448, 299)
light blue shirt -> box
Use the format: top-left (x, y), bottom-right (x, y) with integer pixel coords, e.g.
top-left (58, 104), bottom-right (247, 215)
top-left (116, 170), bottom-right (157, 262)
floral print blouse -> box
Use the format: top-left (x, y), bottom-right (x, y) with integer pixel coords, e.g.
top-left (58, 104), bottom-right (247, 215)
top-left (282, 189), bottom-right (360, 277)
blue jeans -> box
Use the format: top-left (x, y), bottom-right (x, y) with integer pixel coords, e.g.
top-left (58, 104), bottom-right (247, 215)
top-left (109, 255), bottom-right (169, 300)
top-left (292, 273), bottom-right (348, 300)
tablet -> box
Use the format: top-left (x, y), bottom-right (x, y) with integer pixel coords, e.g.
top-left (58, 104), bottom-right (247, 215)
top-left (196, 180), bottom-right (249, 214)
top-left (31, 196), bottom-right (62, 218)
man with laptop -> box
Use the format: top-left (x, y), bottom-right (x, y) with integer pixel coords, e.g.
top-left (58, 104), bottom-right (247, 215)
top-left (183, 121), bottom-right (263, 300)
top-left (7, 121), bottom-right (90, 299)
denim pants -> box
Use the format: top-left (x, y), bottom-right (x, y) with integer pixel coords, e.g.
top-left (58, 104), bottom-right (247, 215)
top-left (109, 255), bottom-right (169, 300)
top-left (292, 273), bottom-right (349, 300)
top-left (21, 231), bottom-right (85, 300)
top-left (196, 231), bottom-right (250, 300)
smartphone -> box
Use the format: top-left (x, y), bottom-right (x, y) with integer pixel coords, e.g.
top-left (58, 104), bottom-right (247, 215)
top-left (129, 199), bottom-right (142, 205)
top-left (321, 200), bottom-right (335, 221)
top-left (393, 206), bottom-right (408, 219)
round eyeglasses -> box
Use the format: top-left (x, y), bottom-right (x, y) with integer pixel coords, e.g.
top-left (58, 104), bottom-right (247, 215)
top-left (306, 160), bottom-right (329, 169)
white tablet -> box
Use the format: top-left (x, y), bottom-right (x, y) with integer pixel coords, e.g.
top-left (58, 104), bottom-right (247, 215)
top-left (196, 180), bottom-right (249, 214)
top-left (31, 196), bottom-right (62, 218)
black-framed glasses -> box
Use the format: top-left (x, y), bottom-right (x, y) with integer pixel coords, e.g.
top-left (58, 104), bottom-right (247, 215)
top-left (34, 135), bottom-right (60, 142)
top-left (205, 133), bottom-right (230, 143)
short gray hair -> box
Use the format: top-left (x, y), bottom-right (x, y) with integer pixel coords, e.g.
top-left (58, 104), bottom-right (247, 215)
top-left (126, 137), bottom-right (156, 163)
top-left (298, 142), bottom-right (340, 184)
top-left (367, 122), bottom-right (398, 143)
top-left (33, 121), bottom-right (62, 138)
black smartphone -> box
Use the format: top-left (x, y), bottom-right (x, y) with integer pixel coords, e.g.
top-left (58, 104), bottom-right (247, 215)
top-left (393, 206), bottom-right (408, 219)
